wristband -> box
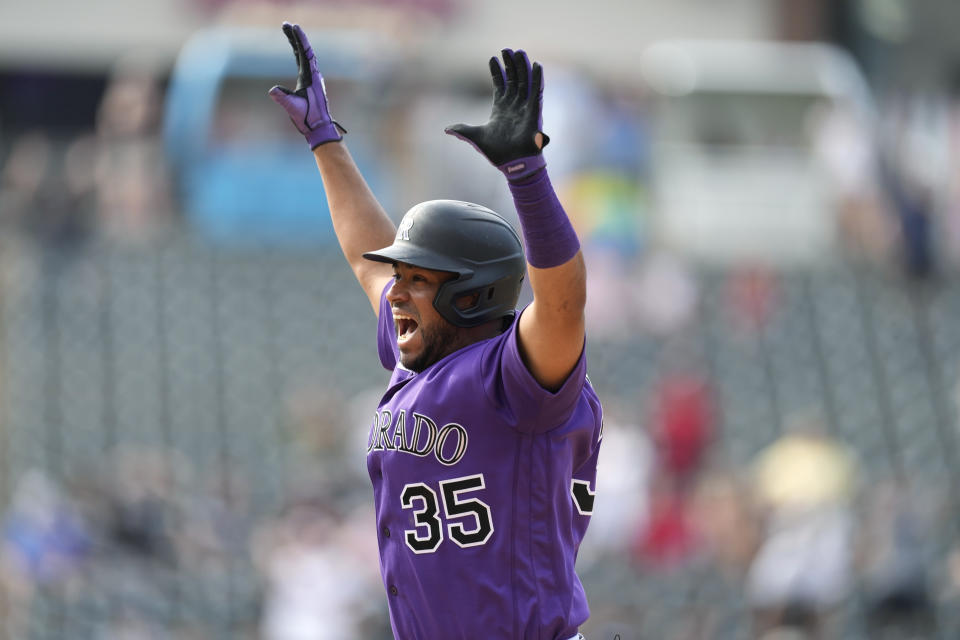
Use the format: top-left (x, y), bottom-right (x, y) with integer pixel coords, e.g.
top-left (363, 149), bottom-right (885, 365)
top-left (508, 169), bottom-right (580, 269)
top-left (306, 121), bottom-right (347, 149)
top-left (498, 154), bottom-right (547, 182)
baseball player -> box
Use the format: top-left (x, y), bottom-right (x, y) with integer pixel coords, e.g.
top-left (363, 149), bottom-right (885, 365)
top-left (269, 22), bottom-right (602, 639)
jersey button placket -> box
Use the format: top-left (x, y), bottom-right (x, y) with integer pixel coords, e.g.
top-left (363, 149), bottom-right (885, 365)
top-left (382, 525), bottom-right (391, 538)
top-left (389, 585), bottom-right (399, 596)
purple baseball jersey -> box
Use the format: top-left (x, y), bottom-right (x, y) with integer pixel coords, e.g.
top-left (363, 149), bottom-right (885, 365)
top-left (367, 284), bottom-right (603, 639)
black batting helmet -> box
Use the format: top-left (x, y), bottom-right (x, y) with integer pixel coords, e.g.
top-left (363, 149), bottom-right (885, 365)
top-left (363, 200), bottom-right (526, 328)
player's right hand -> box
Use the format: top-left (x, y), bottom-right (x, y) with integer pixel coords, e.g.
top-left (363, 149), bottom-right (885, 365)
top-left (268, 22), bottom-right (346, 149)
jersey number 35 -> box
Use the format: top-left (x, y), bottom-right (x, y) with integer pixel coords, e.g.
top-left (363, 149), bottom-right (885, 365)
top-left (400, 473), bottom-right (494, 553)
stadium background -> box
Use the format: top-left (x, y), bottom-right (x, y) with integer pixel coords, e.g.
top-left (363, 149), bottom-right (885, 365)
top-left (1, 0), bottom-right (960, 638)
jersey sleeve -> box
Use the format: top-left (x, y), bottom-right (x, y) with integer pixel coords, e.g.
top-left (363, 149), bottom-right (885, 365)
top-left (376, 281), bottom-right (398, 371)
top-left (480, 306), bottom-right (588, 434)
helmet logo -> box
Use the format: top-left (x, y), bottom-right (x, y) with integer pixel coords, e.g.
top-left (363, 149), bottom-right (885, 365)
top-left (397, 215), bottom-right (414, 241)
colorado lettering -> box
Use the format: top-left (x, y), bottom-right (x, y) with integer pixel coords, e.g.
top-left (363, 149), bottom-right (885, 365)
top-left (368, 410), bottom-right (468, 466)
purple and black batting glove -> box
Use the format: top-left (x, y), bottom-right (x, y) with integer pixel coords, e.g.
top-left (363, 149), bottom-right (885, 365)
top-left (268, 22), bottom-right (346, 149)
top-left (445, 49), bottom-right (550, 181)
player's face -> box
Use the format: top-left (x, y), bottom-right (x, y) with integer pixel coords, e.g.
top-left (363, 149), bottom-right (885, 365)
top-left (387, 263), bottom-right (466, 372)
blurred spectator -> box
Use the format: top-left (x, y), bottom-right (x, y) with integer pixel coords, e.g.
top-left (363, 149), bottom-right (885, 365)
top-left (251, 497), bottom-right (382, 640)
top-left (858, 479), bottom-right (937, 638)
top-left (649, 372), bottom-right (716, 488)
top-left (578, 410), bottom-right (654, 566)
top-left (0, 129), bottom-right (93, 249)
top-left (745, 417), bottom-right (858, 640)
top-left (690, 468), bottom-right (761, 578)
top-left (633, 474), bottom-right (701, 571)
top-left (725, 265), bottom-right (779, 333)
top-left (879, 152), bottom-right (936, 279)
top-left (99, 446), bottom-right (195, 566)
top-left (0, 469), bottom-right (90, 639)
top-left (1, 470), bottom-right (90, 579)
top-left (877, 92), bottom-right (954, 279)
top-left (92, 56), bottom-right (173, 242)
top-left (0, 130), bottom-right (50, 227)
top-left (632, 371), bottom-right (716, 569)
top-left (809, 100), bottom-right (894, 265)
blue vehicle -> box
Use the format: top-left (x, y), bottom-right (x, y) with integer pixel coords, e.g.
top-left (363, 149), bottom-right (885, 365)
top-left (163, 26), bottom-right (396, 248)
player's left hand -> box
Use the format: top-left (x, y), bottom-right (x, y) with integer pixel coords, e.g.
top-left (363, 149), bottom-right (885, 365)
top-left (268, 22), bottom-right (346, 149)
top-left (445, 49), bottom-right (550, 181)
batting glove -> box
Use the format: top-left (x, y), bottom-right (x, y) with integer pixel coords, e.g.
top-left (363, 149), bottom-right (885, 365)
top-left (268, 22), bottom-right (346, 149)
top-left (445, 49), bottom-right (550, 181)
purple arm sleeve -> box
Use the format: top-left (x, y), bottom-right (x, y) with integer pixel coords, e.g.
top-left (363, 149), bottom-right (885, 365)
top-left (508, 169), bottom-right (580, 269)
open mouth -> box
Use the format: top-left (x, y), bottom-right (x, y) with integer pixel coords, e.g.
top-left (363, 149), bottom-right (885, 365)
top-left (395, 315), bottom-right (419, 344)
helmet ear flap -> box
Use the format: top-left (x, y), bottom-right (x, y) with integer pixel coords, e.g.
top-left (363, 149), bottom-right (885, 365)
top-left (454, 291), bottom-right (483, 313)
top-left (434, 271), bottom-right (524, 328)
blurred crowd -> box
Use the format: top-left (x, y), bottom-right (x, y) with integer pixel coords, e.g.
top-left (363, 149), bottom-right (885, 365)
top-left (0, 58), bottom-right (174, 252)
top-left (0, 380), bottom-right (390, 640)
top-left (0, 377), bottom-right (955, 639)
top-left (576, 396), bottom-right (954, 640)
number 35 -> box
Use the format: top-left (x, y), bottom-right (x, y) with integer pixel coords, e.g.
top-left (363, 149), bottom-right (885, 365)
top-left (400, 473), bottom-right (494, 554)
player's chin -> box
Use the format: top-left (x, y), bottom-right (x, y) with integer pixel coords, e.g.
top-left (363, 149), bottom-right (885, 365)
top-left (398, 350), bottom-right (427, 372)
top-left (397, 339), bottom-right (422, 368)
top-left (402, 331), bottom-right (442, 371)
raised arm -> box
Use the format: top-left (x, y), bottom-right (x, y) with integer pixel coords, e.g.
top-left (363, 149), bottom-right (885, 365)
top-left (268, 22), bottom-right (395, 313)
top-left (446, 50), bottom-right (585, 390)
